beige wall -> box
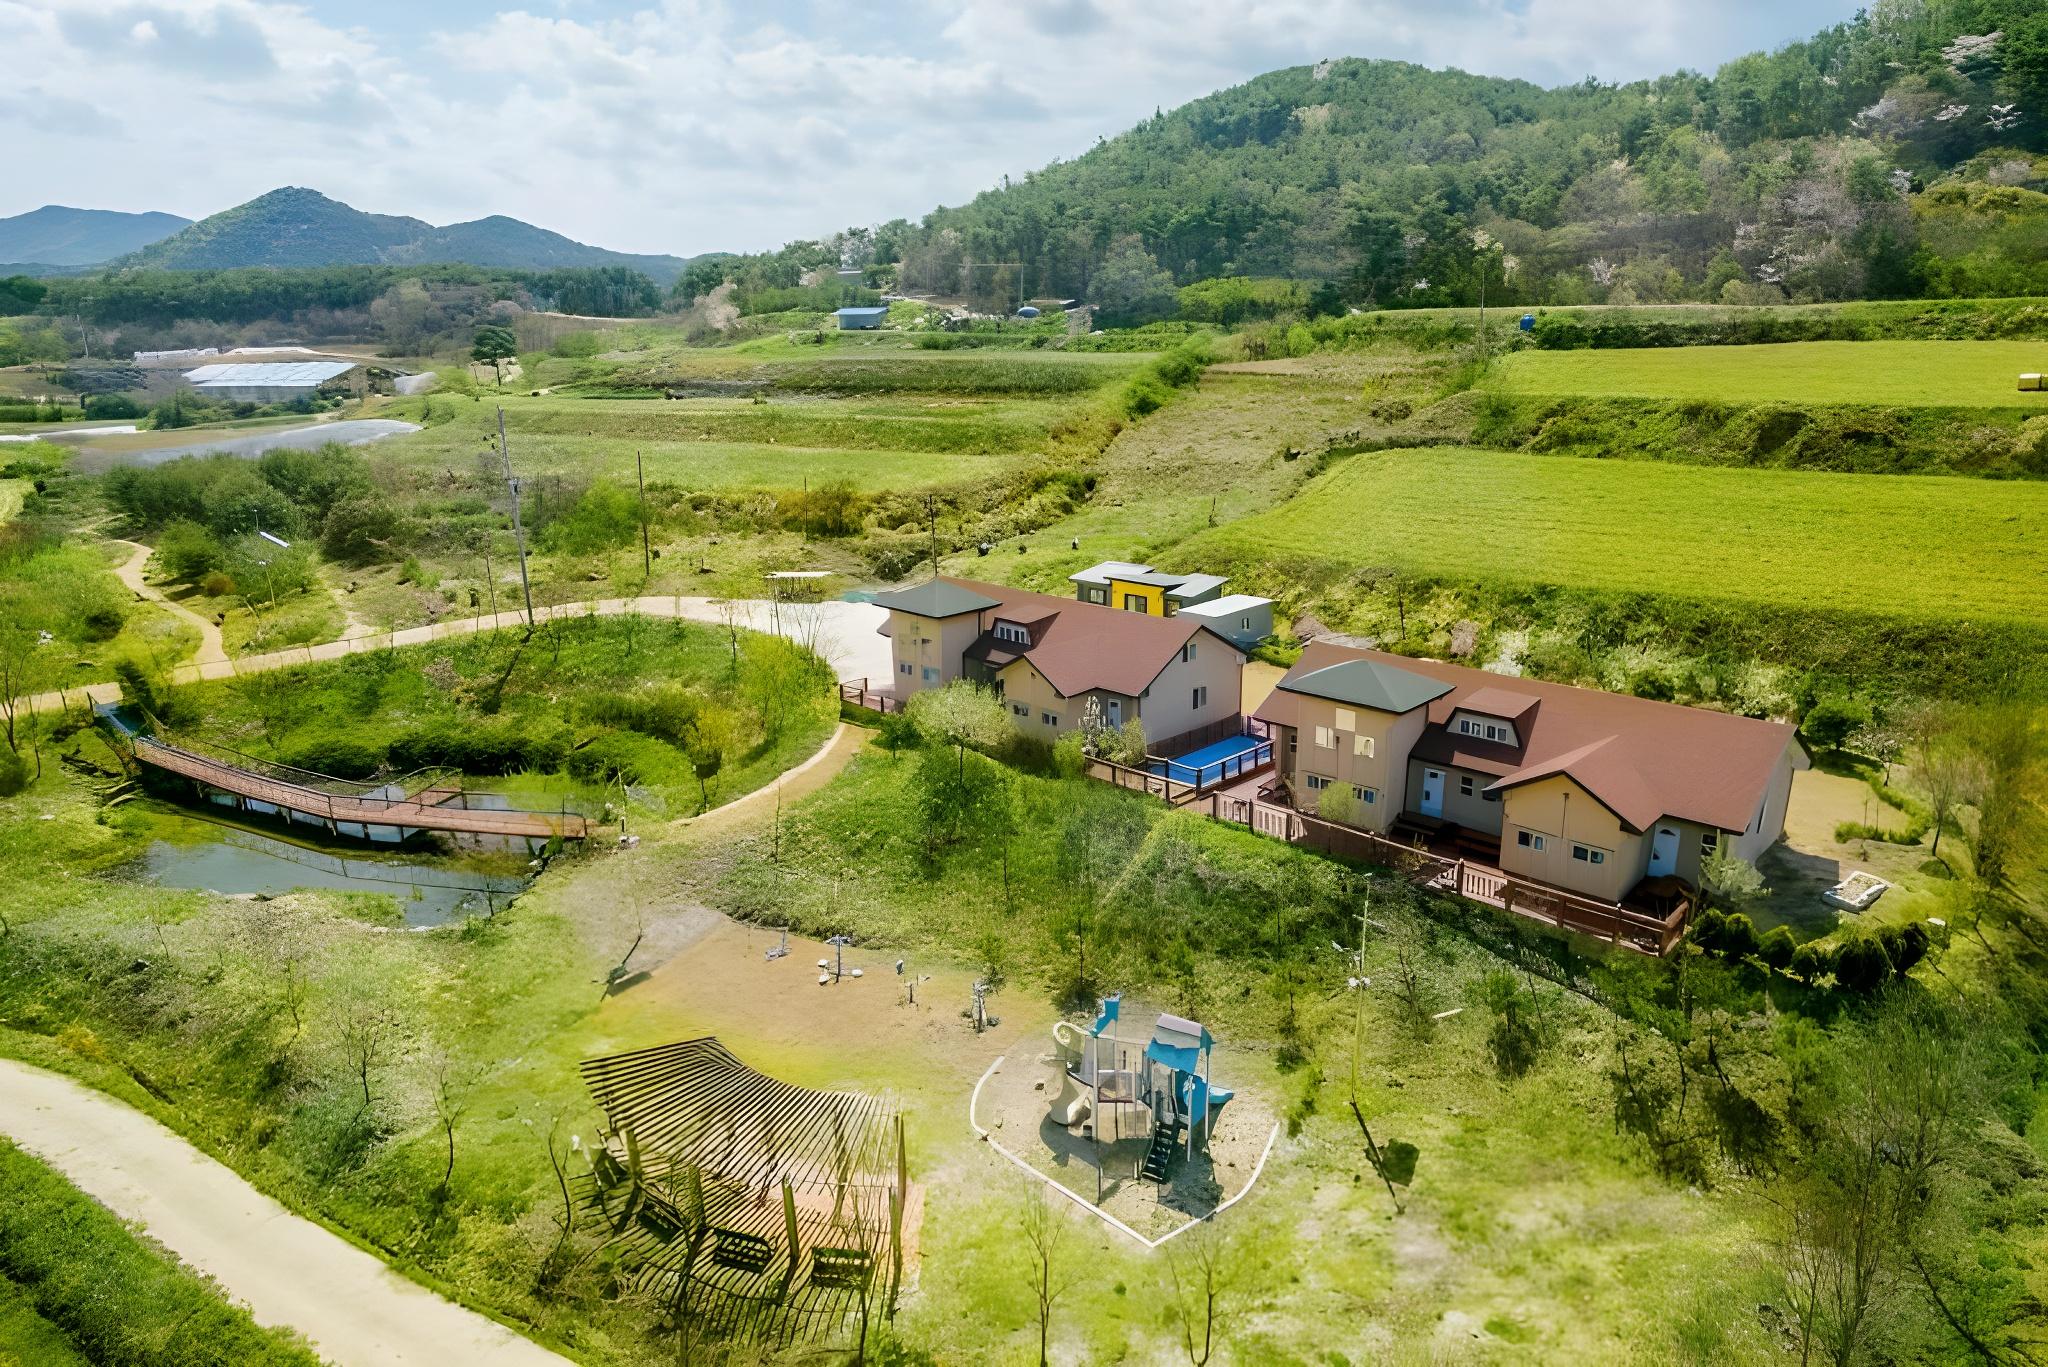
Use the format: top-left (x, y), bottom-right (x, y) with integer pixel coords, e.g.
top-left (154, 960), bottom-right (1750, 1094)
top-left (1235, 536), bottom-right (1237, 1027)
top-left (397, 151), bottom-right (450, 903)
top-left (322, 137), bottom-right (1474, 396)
top-left (1497, 775), bottom-right (1643, 903)
top-left (1732, 743), bottom-right (1799, 865)
top-left (994, 658), bottom-right (1075, 739)
top-left (1278, 699), bottom-right (1429, 832)
top-left (888, 610), bottom-right (984, 695)
top-left (1404, 758), bottom-right (1506, 836)
top-left (1134, 635), bottom-right (1243, 742)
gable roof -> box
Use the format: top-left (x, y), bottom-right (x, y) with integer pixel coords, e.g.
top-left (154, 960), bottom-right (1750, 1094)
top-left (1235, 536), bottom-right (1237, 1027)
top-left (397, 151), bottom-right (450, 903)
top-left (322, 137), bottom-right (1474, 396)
top-left (872, 579), bottom-right (1002, 619)
top-left (1275, 658), bottom-right (1455, 715)
top-left (934, 577), bottom-right (1235, 699)
top-left (1255, 641), bottom-right (1802, 834)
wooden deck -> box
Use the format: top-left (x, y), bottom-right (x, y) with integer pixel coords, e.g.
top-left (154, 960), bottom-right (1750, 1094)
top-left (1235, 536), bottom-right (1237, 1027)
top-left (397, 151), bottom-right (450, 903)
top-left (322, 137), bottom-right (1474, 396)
top-left (132, 739), bottom-right (590, 842)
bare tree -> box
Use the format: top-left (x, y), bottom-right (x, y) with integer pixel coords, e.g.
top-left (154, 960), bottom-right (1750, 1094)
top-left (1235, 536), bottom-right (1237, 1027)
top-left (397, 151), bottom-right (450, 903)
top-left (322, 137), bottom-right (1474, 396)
top-left (429, 1050), bottom-right (472, 1201)
top-left (337, 999), bottom-right (394, 1112)
top-left (1166, 1222), bottom-right (1240, 1366)
top-left (1019, 1184), bottom-right (1079, 1367)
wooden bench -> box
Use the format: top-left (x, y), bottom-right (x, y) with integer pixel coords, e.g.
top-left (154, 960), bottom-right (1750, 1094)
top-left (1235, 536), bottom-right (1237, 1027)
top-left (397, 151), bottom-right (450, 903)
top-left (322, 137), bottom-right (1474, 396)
top-left (709, 1228), bottom-right (775, 1275)
top-left (809, 1247), bottom-right (872, 1289)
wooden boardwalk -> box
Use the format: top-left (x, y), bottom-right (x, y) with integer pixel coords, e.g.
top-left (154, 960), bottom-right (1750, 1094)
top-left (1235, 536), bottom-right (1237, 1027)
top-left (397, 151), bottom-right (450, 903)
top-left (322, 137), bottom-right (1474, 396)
top-left (133, 738), bottom-right (589, 842)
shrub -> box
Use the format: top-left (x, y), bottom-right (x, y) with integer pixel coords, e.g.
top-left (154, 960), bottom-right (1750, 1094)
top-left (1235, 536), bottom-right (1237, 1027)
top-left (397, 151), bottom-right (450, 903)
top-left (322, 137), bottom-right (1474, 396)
top-left (1689, 907), bottom-right (1728, 953)
top-left (200, 570), bottom-right (236, 597)
top-left (387, 721), bottom-right (568, 775)
top-left (1877, 921), bottom-right (1931, 978)
top-left (1802, 695), bottom-right (1869, 753)
top-left (279, 732), bottom-right (386, 780)
top-left (566, 730), bottom-right (674, 786)
top-left (1831, 937), bottom-right (1890, 994)
top-left (1788, 942), bottom-right (1829, 986)
top-left (1757, 925), bottom-right (1797, 972)
top-left (82, 393), bottom-right (145, 420)
top-left (153, 520), bottom-right (225, 583)
top-left (321, 495), bottom-right (403, 563)
top-left (1716, 911), bottom-right (1762, 962)
top-left (0, 747), bottom-right (29, 796)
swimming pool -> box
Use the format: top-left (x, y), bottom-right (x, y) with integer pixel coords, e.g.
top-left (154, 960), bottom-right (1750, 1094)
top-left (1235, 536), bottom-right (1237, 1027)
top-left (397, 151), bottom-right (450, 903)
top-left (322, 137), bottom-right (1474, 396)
top-left (1149, 734), bottom-right (1272, 788)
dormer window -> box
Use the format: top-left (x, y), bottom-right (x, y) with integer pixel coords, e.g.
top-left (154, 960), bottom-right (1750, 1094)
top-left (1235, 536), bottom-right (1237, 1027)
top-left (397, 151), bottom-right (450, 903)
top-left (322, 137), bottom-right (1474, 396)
top-left (1458, 717), bottom-right (1512, 744)
top-left (993, 621), bottom-right (1030, 645)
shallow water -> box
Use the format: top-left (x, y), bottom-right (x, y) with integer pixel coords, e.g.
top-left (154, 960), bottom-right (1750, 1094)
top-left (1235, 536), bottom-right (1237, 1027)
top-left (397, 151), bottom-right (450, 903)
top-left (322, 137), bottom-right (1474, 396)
top-left (126, 820), bottom-right (529, 928)
top-left (67, 419), bottom-right (422, 473)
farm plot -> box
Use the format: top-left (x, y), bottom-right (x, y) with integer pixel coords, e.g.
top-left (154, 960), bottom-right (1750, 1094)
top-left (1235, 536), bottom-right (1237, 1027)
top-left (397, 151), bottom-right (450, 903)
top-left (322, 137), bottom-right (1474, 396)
top-left (1491, 340), bottom-right (2048, 408)
top-left (1186, 447), bottom-right (2048, 625)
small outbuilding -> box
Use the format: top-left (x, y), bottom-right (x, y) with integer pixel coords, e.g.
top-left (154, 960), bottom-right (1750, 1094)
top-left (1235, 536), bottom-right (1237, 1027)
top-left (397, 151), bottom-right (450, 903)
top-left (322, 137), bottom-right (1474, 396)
top-left (834, 306), bottom-right (890, 330)
top-left (1175, 593), bottom-right (1276, 650)
top-left (180, 361), bottom-right (365, 404)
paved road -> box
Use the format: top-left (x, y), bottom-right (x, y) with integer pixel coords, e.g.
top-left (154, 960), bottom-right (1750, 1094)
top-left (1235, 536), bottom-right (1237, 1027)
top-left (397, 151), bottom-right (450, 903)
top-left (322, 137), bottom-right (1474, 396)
top-left (0, 1059), bottom-right (570, 1367)
top-left (12, 595), bottom-right (890, 718)
top-left (67, 419), bottom-right (422, 473)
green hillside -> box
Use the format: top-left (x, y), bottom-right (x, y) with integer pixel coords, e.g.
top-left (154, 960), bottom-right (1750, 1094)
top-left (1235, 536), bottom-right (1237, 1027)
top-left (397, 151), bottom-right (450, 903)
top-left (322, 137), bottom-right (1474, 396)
top-left (693, 3), bottom-right (2046, 316)
top-left (0, 205), bottom-right (189, 268)
top-left (118, 187), bottom-right (693, 285)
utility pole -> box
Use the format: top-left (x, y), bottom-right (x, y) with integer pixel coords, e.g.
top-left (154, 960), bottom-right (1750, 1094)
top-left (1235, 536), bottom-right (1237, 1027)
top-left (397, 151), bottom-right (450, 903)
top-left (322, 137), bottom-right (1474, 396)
top-left (497, 407), bottom-right (536, 631)
top-left (636, 448), bottom-right (651, 581)
top-left (923, 493), bottom-right (939, 579)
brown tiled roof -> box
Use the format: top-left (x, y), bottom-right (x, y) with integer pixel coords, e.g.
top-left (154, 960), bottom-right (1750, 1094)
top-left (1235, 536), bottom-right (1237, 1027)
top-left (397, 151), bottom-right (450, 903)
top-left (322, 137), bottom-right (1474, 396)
top-left (1456, 686), bottom-right (1541, 722)
top-left (1257, 641), bottom-right (1803, 833)
top-left (934, 577), bottom-right (1234, 699)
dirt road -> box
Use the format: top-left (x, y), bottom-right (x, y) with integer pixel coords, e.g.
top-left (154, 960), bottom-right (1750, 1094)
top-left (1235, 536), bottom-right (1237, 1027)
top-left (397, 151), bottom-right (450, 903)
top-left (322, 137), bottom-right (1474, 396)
top-left (111, 540), bottom-right (229, 666)
top-left (0, 1058), bottom-right (570, 1367)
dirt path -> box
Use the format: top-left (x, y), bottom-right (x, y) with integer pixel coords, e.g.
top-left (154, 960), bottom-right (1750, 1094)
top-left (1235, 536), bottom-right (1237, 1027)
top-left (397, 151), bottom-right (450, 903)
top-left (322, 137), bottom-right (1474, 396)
top-left (9, 594), bottom-right (888, 718)
top-left (0, 1059), bottom-right (570, 1367)
top-left (110, 540), bottom-right (229, 666)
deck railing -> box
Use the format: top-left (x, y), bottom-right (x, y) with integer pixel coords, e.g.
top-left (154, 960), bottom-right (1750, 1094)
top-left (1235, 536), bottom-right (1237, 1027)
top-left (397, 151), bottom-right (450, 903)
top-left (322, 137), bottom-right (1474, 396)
top-left (1192, 791), bottom-right (1688, 955)
top-left (838, 679), bottom-right (905, 715)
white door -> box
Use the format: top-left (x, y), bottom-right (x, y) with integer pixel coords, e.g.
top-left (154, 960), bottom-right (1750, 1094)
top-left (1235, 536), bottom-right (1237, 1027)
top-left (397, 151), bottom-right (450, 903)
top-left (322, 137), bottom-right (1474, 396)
top-left (1419, 769), bottom-right (1444, 818)
top-left (1105, 697), bottom-right (1122, 727)
top-left (1648, 825), bottom-right (1679, 877)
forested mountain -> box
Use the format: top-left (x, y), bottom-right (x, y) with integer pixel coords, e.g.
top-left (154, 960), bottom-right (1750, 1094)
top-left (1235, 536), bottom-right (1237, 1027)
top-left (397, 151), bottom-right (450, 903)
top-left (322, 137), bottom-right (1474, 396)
top-left (691, 1), bottom-right (2047, 316)
top-left (0, 205), bottom-right (190, 269)
top-left (118, 188), bottom-right (694, 285)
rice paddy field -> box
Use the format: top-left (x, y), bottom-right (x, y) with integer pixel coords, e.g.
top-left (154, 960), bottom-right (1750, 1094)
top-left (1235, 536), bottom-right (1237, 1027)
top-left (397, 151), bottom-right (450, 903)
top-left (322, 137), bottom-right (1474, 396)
top-left (1491, 339), bottom-right (2048, 408)
top-left (1186, 446), bottom-right (2048, 625)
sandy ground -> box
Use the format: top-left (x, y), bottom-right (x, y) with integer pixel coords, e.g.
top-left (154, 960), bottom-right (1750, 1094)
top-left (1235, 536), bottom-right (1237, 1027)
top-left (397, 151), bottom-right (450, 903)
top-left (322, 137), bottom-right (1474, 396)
top-left (10, 594), bottom-right (890, 717)
top-left (1759, 765), bottom-right (1943, 935)
top-left (110, 540), bottom-right (229, 666)
top-left (0, 1059), bottom-right (569, 1367)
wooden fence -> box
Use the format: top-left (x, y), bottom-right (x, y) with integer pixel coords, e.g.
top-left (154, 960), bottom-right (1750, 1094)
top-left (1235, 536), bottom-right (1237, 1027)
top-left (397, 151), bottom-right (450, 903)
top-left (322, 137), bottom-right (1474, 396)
top-left (837, 679), bottom-right (904, 715)
top-left (1202, 793), bottom-right (1687, 955)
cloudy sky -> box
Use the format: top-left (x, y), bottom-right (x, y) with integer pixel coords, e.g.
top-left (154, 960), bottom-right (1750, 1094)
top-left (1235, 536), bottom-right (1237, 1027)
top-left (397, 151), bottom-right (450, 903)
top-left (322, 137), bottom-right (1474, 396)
top-left (2, 0), bottom-right (1860, 257)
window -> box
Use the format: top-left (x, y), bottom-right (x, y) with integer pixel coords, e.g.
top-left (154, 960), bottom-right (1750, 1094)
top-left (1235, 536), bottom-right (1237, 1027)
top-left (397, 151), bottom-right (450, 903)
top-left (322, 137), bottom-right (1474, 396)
top-left (1287, 731), bottom-right (1298, 757)
top-left (1334, 707), bottom-right (1356, 731)
top-left (1181, 641), bottom-right (1197, 663)
top-left (1352, 734), bottom-right (1374, 759)
top-left (1239, 616), bottom-right (1252, 631)
top-left (1011, 702), bottom-right (1029, 718)
top-left (1314, 725), bottom-right (1335, 749)
top-left (1483, 789), bottom-right (1500, 803)
top-left (899, 661), bottom-right (913, 676)
top-left (1700, 831), bottom-right (1719, 860)
top-left (1459, 775), bottom-right (1476, 798)
top-left (1459, 717), bottom-right (1509, 743)
top-left (1123, 593), bottom-right (1147, 612)
top-left (1305, 773), bottom-right (1332, 792)
top-left (1516, 829), bottom-right (1547, 852)
top-left (1191, 685), bottom-right (1208, 710)
top-left (921, 666), bottom-right (938, 683)
top-left (1571, 843), bottom-right (1607, 865)
top-left (1353, 785), bottom-right (1378, 805)
top-left (1042, 711), bottom-right (1059, 727)
top-left (993, 621), bottom-right (1029, 645)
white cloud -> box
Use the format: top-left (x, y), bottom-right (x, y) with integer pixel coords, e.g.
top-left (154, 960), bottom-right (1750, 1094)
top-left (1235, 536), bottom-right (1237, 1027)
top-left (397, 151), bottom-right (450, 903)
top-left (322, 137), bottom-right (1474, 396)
top-left (0, 0), bottom-right (1861, 256)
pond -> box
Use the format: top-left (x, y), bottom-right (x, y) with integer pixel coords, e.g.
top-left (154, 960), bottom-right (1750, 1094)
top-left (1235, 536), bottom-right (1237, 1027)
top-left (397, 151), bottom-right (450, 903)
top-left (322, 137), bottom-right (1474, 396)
top-left (122, 814), bottom-right (531, 928)
top-left (66, 419), bottom-right (422, 473)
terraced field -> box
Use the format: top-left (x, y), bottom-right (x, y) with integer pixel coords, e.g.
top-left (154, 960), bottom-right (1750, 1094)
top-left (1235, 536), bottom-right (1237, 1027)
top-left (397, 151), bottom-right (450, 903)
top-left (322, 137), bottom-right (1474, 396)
top-left (1186, 446), bottom-right (2048, 625)
top-left (1492, 340), bottom-right (2048, 408)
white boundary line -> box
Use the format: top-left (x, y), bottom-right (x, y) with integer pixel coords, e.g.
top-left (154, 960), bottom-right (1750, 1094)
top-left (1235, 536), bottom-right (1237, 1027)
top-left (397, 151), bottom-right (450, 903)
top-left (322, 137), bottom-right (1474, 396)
top-left (968, 1055), bottom-right (1280, 1251)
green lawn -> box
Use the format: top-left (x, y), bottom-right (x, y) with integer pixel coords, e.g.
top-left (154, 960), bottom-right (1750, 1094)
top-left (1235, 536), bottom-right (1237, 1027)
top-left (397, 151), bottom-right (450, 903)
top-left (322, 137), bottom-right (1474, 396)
top-left (1492, 340), bottom-right (2048, 408)
top-left (1184, 446), bottom-right (2048, 625)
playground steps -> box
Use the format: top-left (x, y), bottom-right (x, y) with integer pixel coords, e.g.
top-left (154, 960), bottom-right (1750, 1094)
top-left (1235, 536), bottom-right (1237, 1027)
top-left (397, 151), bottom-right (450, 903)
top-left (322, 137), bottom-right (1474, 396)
top-left (1141, 1121), bottom-right (1178, 1184)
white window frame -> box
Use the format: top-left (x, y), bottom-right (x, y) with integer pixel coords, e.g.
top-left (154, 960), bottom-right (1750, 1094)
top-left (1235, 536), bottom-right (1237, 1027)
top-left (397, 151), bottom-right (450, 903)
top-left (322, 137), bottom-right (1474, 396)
top-left (1011, 702), bottom-right (1029, 718)
top-left (1700, 830), bottom-right (1719, 860)
top-left (993, 621), bottom-right (1029, 645)
top-left (1516, 829), bottom-right (1547, 852)
top-left (899, 660), bottom-right (913, 676)
top-left (1314, 725), bottom-right (1335, 749)
top-left (1352, 734), bottom-right (1373, 759)
top-left (1354, 784), bottom-right (1377, 805)
top-left (921, 666), bottom-right (938, 683)
top-left (1041, 711), bottom-right (1059, 727)
top-left (1571, 843), bottom-right (1607, 865)
top-left (1459, 775), bottom-right (1475, 797)
top-left (1305, 773), bottom-right (1333, 792)
top-left (1181, 640), bottom-right (1197, 663)
top-left (1191, 685), bottom-right (1207, 710)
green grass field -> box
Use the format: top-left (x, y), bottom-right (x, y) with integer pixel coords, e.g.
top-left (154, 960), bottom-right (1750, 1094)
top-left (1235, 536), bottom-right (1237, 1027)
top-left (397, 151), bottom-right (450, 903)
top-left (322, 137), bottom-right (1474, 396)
top-left (1185, 447), bottom-right (2048, 624)
top-left (1492, 340), bottom-right (2048, 408)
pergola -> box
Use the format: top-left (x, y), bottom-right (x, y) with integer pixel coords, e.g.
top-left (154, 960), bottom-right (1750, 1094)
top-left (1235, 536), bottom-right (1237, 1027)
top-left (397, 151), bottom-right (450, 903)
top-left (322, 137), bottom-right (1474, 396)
top-left (577, 1037), bottom-right (910, 1347)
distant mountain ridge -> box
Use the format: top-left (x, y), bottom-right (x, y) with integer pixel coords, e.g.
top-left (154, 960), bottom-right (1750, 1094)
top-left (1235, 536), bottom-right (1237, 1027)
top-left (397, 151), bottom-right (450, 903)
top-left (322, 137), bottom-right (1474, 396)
top-left (0, 205), bottom-right (190, 268)
top-left (113, 187), bottom-right (693, 284)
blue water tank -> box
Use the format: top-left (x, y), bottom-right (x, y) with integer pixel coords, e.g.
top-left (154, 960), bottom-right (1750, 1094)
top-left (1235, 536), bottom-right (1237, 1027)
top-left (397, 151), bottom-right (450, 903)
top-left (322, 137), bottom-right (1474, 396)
top-left (1016, 306), bottom-right (1041, 318)
top-left (1518, 313), bottom-right (1536, 332)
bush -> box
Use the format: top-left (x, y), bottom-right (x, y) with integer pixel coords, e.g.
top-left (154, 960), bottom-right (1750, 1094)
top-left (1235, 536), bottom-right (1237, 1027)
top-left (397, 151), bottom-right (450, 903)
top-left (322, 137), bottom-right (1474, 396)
top-left (153, 520), bottom-right (226, 582)
top-left (200, 570), bottom-right (237, 597)
top-left (1831, 937), bottom-right (1891, 994)
top-left (0, 747), bottom-right (29, 796)
top-left (1802, 695), bottom-right (1868, 753)
top-left (279, 732), bottom-right (386, 780)
top-left (566, 729), bottom-right (675, 786)
top-left (387, 721), bottom-right (569, 775)
top-left (1788, 942), bottom-right (1829, 986)
top-left (1757, 925), bottom-right (1797, 972)
top-left (1876, 921), bottom-right (1931, 978)
top-left (82, 393), bottom-right (145, 420)
top-left (321, 494), bottom-right (403, 564)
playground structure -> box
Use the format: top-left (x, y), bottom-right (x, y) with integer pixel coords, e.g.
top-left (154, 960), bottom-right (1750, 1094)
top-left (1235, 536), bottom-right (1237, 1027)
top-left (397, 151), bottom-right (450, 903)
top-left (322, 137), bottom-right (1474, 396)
top-left (1050, 996), bottom-right (1235, 1190)
top-left (576, 1037), bottom-right (915, 1350)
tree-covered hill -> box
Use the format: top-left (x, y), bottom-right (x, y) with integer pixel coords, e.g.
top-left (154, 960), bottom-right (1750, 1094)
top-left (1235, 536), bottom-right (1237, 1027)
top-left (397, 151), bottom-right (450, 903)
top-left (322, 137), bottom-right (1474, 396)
top-left (117, 187), bottom-right (694, 286)
top-left (0, 205), bottom-right (190, 270)
top-left (693, 1), bottom-right (2046, 316)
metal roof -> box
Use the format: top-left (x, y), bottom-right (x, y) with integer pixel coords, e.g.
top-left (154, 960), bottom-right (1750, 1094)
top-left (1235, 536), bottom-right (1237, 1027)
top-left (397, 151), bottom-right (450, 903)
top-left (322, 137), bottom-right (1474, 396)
top-left (1276, 658), bottom-right (1456, 715)
top-left (1176, 593), bottom-right (1273, 617)
top-left (182, 361), bottom-right (357, 389)
top-left (1068, 560), bottom-right (1154, 586)
top-left (833, 306), bottom-right (890, 318)
top-left (872, 579), bottom-right (1003, 619)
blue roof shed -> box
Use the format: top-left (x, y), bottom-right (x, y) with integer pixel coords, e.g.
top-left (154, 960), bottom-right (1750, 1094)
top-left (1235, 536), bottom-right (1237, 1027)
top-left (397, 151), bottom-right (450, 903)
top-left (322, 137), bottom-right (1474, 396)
top-left (834, 306), bottom-right (890, 330)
